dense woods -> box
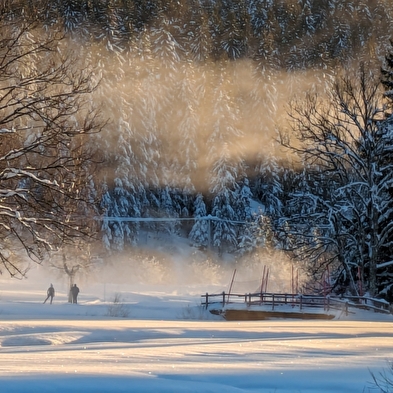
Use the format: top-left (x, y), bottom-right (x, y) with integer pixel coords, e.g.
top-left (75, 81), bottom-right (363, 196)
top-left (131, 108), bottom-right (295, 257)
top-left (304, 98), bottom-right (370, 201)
top-left (1, 1), bottom-right (393, 301)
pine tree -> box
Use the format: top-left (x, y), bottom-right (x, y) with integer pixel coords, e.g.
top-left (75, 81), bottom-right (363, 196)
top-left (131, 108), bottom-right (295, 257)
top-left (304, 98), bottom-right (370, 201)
top-left (219, 0), bottom-right (250, 60)
top-left (204, 59), bottom-right (246, 255)
top-left (235, 178), bottom-right (256, 256)
top-left (100, 182), bottom-right (113, 251)
top-left (254, 153), bottom-right (283, 219)
top-left (187, 3), bottom-right (212, 62)
top-left (175, 61), bottom-right (201, 208)
top-left (381, 40), bottom-right (393, 108)
top-left (189, 194), bottom-right (209, 248)
top-left (210, 142), bottom-right (239, 255)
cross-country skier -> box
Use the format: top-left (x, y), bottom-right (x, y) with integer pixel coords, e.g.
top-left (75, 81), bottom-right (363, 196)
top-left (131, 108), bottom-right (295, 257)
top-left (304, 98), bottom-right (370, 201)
top-left (44, 284), bottom-right (55, 304)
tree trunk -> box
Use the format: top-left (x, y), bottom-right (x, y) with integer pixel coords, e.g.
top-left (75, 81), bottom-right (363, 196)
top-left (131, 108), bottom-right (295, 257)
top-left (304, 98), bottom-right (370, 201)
top-left (68, 274), bottom-right (75, 303)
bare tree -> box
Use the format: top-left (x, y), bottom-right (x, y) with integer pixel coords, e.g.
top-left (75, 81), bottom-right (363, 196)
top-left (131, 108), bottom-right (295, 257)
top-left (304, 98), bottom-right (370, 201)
top-left (48, 238), bottom-right (105, 302)
top-left (0, 20), bottom-right (104, 277)
top-left (370, 361), bottom-right (393, 393)
top-left (279, 64), bottom-right (393, 297)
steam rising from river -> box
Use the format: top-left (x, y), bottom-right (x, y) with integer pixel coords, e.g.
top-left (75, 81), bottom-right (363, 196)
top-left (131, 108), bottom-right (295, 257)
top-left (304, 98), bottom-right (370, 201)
top-left (80, 238), bottom-right (301, 297)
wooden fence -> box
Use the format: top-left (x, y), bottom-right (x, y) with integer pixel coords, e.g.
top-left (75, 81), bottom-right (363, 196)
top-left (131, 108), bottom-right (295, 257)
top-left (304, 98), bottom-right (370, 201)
top-left (201, 291), bottom-right (391, 315)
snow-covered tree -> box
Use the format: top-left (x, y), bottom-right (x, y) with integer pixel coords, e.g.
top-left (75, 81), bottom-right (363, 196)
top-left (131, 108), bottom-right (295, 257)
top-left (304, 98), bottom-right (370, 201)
top-left (254, 153), bottom-right (283, 219)
top-left (171, 61), bottom-right (204, 214)
top-left (218, 1), bottom-right (249, 60)
top-left (279, 63), bottom-right (393, 297)
top-left (205, 59), bottom-right (246, 254)
top-left (187, 3), bottom-right (212, 62)
top-left (381, 40), bottom-right (393, 110)
top-left (0, 21), bottom-right (103, 277)
top-left (234, 178), bottom-right (253, 222)
top-left (133, 52), bottom-right (162, 223)
top-left (189, 193), bottom-right (209, 248)
top-left (235, 178), bottom-right (258, 256)
top-left (210, 142), bottom-right (239, 255)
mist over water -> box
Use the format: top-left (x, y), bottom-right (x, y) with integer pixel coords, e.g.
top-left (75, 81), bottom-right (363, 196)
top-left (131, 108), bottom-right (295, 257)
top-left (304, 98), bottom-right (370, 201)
top-left (2, 236), bottom-right (301, 303)
top-left (78, 240), bottom-right (299, 299)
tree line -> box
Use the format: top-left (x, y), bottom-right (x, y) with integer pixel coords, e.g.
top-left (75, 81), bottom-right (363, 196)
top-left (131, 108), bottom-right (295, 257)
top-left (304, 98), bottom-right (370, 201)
top-left (1, 1), bottom-right (393, 302)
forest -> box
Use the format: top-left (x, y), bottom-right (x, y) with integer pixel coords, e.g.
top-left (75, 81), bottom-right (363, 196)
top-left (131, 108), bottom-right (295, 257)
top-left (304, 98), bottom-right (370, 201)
top-left (1, 0), bottom-right (393, 302)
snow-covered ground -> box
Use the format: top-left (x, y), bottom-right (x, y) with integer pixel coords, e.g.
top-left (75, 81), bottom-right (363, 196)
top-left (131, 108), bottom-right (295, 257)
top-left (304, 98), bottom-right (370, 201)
top-left (1, 264), bottom-right (393, 393)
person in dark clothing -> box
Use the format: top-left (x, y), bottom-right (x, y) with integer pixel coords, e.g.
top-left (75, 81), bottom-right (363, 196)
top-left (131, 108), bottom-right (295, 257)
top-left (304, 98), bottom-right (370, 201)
top-left (71, 284), bottom-right (80, 304)
top-left (44, 284), bottom-right (55, 304)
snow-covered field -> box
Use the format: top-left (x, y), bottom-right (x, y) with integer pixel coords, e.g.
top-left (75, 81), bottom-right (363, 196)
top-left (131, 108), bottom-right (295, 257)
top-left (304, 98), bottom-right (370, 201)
top-left (1, 265), bottom-right (393, 393)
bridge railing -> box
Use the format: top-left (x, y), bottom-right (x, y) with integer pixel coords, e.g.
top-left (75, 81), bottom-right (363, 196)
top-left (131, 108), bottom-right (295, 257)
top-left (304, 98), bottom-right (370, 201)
top-left (201, 291), bottom-right (391, 315)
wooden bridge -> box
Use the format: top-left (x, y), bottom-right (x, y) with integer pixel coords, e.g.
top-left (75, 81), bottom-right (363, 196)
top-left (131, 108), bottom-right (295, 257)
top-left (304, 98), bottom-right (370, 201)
top-left (201, 291), bottom-right (391, 317)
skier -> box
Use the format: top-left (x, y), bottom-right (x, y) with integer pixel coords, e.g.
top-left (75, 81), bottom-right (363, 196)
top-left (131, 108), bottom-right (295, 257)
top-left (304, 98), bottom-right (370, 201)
top-left (43, 284), bottom-right (55, 304)
top-left (71, 284), bottom-right (80, 304)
